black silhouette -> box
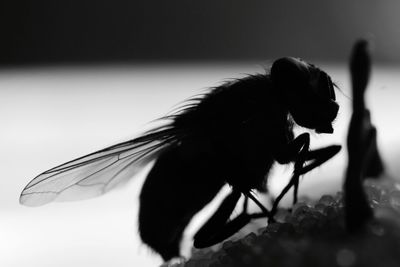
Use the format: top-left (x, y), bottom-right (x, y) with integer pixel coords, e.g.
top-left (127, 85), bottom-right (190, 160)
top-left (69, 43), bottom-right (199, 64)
top-left (345, 40), bottom-right (384, 231)
top-left (20, 57), bottom-right (341, 261)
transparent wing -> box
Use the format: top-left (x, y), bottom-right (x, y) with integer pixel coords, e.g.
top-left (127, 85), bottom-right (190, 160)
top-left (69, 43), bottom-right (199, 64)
top-left (20, 129), bottom-right (178, 207)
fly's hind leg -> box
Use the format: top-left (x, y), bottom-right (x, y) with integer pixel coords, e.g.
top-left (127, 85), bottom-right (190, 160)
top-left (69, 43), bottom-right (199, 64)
top-left (193, 190), bottom-right (270, 248)
top-left (194, 189), bottom-right (244, 248)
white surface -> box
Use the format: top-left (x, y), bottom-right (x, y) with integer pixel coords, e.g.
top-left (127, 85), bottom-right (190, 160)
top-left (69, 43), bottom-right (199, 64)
top-left (1, 63), bottom-right (400, 266)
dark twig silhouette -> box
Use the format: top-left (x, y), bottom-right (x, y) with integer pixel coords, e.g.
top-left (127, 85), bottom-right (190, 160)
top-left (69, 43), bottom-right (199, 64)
top-left (345, 39), bottom-right (384, 232)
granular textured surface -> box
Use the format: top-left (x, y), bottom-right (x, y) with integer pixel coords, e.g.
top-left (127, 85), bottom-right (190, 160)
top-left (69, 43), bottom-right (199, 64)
top-left (166, 178), bottom-right (400, 267)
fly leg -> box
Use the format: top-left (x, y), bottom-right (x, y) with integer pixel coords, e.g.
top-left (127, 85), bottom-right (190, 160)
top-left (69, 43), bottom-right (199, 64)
top-left (272, 133), bottom-right (311, 213)
top-left (194, 189), bottom-right (244, 248)
top-left (274, 132), bottom-right (311, 165)
top-left (193, 190), bottom-right (269, 248)
top-left (270, 145), bottom-right (341, 219)
top-left (297, 145), bottom-right (342, 176)
top-left (271, 134), bottom-right (341, 220)
top-left (270, 139), bottom-right (309, 221)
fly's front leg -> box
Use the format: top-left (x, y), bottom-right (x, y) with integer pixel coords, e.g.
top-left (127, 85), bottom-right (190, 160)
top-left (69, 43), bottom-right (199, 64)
top-left (298, 145), bottom-right (342, 175)
top-left (289, 145), bottom-right (342, 209)
top-left (271, 133), bottom-right (310, 214)
top-left (270, 145), bottom-right (341, 223)
top-left (275, 132), bottom-right (311, 165)
top-left (270, 136), bottom-right (310, 219)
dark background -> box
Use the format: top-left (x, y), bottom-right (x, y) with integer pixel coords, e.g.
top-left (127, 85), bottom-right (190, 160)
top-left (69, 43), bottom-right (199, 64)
top-left (1, 0), bottom-right (400, 65)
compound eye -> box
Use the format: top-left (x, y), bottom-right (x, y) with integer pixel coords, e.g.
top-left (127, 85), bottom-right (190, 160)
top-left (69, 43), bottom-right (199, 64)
top-left (317, 72), bottom-right (331, 99)
top-left (312, 71), bottom-right (336, 101)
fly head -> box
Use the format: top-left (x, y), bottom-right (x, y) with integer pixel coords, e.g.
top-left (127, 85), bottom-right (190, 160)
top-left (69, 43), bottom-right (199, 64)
top-left (271, 57), bottom-right (339, 134)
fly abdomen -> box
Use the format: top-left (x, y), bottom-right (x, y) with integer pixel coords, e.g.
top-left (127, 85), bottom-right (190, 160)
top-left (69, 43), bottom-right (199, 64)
top-left (138, 140), bottom-right (225, 260)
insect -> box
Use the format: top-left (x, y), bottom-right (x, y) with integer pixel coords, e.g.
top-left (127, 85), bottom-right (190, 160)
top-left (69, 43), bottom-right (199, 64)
top-left (20, 57), bottom-right (341, 261)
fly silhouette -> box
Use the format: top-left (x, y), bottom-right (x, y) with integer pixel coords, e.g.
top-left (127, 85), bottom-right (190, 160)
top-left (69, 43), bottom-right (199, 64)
top-left (20, 57), bottom-right (341, 261)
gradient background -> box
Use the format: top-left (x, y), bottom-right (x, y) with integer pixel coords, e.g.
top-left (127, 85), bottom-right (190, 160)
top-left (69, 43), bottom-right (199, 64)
top-left (3, 0), bottom-right (400, 65)
top-left (2, 1), bottom-right (400, 266)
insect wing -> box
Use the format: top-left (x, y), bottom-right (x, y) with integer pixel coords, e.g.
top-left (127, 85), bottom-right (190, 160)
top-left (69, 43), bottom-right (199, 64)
top-left (20, 138), bottom-right (169, 207)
